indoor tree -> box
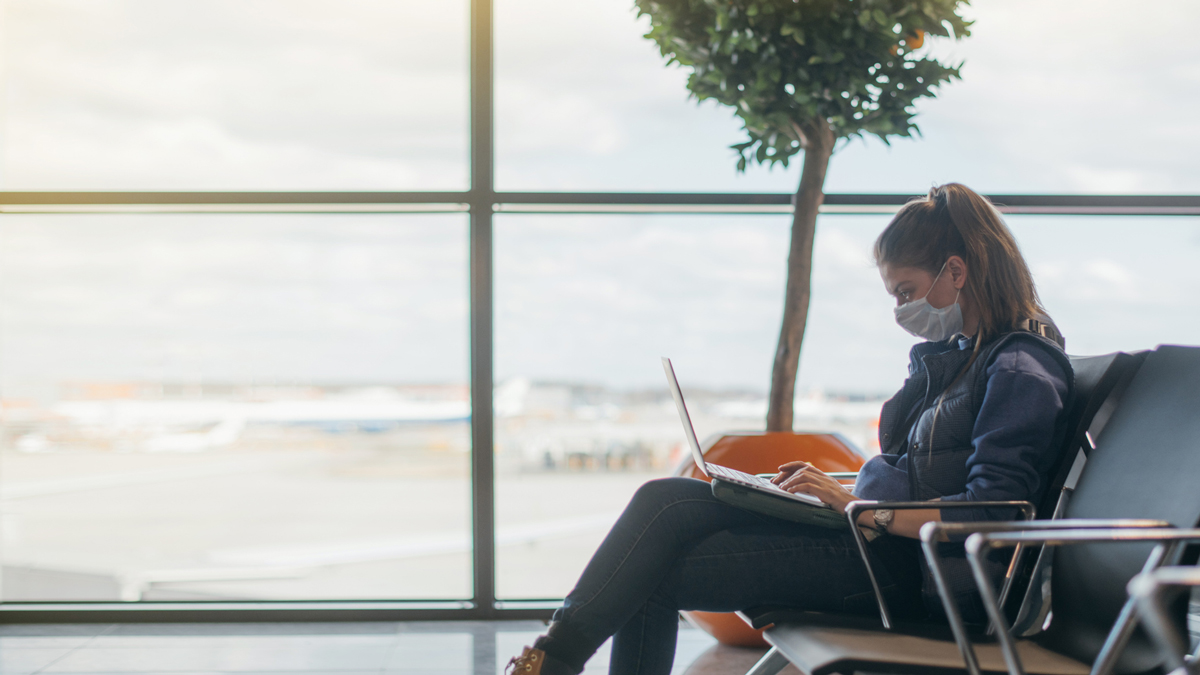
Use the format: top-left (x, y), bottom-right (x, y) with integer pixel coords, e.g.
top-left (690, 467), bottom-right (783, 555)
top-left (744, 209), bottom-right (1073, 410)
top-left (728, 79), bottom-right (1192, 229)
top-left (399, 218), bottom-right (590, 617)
top-left (635, 0), bottom-right (972, 431)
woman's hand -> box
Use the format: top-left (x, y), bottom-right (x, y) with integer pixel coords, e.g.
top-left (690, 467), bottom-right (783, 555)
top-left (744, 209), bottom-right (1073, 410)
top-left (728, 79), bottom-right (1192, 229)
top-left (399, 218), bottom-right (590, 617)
top-left (770, 461), bottom-right (857, 514)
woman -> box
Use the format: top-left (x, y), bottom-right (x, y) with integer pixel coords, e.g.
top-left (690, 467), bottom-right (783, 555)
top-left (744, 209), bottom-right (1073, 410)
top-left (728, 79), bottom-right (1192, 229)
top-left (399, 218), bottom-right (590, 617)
top-left (507, 183), bottom-right (1073, 675)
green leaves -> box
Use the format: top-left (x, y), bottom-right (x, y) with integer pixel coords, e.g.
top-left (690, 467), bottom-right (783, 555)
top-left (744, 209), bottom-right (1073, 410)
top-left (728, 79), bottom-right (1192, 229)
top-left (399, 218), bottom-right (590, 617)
top-left (634, 0), bottom-right (972, 172)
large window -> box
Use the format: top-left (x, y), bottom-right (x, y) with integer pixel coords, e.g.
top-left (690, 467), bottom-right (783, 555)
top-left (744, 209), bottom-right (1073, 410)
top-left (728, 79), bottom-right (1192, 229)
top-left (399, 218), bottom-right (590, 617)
top-left (495, 0), bottom-right (1200, 193)
top-left (1, 0), bottom-right (468, 190)
top-left (0, 214), bottom-right (471, 601)
top-left (0, 0), bottom-right (1197, 617)
top-left (492, 213), bottom-right (1200, 599)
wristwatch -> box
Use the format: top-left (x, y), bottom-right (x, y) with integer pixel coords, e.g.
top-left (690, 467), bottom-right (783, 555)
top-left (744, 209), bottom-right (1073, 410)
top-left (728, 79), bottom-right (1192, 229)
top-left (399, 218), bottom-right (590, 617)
top-left (873, 508), bottom-right (895, 534)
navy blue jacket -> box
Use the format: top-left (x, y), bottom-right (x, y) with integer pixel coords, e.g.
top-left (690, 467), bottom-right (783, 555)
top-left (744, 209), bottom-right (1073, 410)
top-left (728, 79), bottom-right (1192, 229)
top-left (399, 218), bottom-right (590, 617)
top-left (854, 331), bottom-right (1073, 619)
top-left (856, 336), bottom-right (1072, 515)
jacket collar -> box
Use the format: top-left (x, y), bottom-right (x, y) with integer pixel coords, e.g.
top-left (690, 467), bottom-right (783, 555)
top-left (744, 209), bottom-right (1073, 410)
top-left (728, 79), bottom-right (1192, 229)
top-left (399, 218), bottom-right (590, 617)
top-left (907, 337), bottom-right (960, 375)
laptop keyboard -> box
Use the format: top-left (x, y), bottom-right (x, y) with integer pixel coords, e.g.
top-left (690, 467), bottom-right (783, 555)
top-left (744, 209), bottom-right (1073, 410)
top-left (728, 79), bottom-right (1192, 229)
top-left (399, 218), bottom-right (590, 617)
top-left (707, 463), bottom-right (825, 506)
top-left (708, 463), bottom-right (774, 487)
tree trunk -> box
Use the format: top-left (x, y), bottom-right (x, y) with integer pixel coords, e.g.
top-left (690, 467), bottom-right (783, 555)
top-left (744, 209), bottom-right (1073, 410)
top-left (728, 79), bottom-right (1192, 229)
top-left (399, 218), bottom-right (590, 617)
top-left (765, 121), bottom-right (835, 432)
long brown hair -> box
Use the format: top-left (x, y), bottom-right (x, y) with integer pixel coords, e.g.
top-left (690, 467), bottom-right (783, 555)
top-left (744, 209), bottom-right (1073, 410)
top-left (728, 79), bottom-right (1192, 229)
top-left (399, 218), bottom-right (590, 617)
top-left (874, 182), bottom-right (1046, 349)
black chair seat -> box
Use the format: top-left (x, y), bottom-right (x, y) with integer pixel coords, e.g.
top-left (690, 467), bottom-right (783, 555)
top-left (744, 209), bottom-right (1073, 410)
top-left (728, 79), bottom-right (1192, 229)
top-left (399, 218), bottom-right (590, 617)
top-left (765, 622), bottom-right (1090, 675)
top-left (738, 606), bottom-right (959, 636)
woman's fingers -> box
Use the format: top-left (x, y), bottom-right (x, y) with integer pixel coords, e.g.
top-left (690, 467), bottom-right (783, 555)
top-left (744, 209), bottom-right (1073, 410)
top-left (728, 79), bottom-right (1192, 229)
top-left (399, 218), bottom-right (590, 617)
top-left (780, 472), bottom-right (829, 493)
top-left (798, 463), bottom-right (830, 478)
top-left (774, 471), bottom-right (856, 513)
top-left (771, 461), bottom-right (809, 484)
top-left (772, 461), bottom-right (836, 489)
top-left (780, 471), bottom-right (845, 497)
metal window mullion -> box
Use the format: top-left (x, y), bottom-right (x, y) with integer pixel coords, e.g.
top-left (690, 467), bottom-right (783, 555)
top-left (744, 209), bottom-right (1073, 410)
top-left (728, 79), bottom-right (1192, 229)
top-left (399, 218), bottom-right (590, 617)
top-left (469, 0), bottom-right (496, 618)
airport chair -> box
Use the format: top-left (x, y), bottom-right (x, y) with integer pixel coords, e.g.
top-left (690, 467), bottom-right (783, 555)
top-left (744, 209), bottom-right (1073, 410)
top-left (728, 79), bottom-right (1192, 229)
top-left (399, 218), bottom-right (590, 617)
top-left (925, 526), bottom-right (1200, 675)
top-left (739, 350), bottom-right (1147, 675)
top-left (743, 344), bottom-right (1200, 675)
top-left (1128, 566), bottom-right (1200, 675)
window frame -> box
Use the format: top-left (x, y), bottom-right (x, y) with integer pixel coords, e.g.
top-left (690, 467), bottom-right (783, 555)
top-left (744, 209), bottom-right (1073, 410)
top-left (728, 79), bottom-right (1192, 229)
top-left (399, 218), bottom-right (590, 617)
top-left (1, 0), bottom-right (1198, 623)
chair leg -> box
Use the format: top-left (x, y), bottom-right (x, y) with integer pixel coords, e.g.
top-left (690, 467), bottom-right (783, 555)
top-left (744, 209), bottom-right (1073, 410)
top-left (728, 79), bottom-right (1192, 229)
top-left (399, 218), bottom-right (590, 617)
top-left (745, 646), bottom-right (790, 675)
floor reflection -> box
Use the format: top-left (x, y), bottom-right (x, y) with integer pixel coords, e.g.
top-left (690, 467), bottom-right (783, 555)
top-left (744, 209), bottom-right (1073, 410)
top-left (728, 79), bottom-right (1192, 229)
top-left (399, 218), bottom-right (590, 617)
top-left (0, 620), bottom-right (765, 675)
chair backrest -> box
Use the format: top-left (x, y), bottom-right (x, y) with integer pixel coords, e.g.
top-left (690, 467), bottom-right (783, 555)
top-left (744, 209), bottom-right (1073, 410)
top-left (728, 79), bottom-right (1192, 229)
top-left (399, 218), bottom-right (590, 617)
top-left (1007, 351), bottom-right (1147, 633)
top-left (1037, 351), bottom-right (1148, 517)
top-left (1042, 345), bottom-right (1200, 673)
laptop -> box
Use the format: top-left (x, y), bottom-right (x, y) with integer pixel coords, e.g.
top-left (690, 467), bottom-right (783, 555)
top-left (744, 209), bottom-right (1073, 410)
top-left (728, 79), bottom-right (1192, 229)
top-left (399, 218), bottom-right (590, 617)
top-left (662, 357), bottom-right (844, 528)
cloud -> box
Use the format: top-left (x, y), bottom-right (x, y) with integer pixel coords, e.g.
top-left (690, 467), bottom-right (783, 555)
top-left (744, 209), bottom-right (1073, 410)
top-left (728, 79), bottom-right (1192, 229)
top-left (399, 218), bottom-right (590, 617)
top-left (2, 0), bottom-right (470, 189)
top-left (1084, 259), bottom-right (1135, 289)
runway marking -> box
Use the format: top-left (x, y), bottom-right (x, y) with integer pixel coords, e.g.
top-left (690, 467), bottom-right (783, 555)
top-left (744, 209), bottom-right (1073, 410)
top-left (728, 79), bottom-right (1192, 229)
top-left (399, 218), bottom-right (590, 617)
top-left (117, 566), bottom-right (313, 601)
top-left (8, 512), bottom-right (621, 599)
top-left (207, 512), bottom-right (621, 567)
top-left (0, 455), bottom-right (324, 500)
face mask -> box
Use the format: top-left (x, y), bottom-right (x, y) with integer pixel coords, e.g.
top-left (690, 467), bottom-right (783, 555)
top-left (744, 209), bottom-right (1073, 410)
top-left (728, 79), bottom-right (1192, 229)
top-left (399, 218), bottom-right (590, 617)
top-left (893, 263), bottom-right (963, 342)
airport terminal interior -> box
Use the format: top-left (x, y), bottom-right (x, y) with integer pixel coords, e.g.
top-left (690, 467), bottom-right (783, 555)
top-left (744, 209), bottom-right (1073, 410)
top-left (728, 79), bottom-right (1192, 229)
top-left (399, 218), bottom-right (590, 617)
top-left (0, 0), bottom-right (1198, 673)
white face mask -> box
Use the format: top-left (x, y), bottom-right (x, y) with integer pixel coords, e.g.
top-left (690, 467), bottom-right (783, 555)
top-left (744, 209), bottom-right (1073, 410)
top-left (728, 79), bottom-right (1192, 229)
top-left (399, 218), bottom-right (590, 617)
top-left (893, 262), bottom-right (963, 342)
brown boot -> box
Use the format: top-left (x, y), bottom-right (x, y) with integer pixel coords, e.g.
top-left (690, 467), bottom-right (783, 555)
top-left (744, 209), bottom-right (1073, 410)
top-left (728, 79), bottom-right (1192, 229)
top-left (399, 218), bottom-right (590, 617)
top-left (505, 646), bottom-right (548, 674)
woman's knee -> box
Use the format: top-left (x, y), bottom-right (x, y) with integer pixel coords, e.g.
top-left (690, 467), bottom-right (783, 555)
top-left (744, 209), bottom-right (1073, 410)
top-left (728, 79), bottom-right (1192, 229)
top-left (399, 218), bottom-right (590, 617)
top-left (630, 476), bottom-right (708, 509)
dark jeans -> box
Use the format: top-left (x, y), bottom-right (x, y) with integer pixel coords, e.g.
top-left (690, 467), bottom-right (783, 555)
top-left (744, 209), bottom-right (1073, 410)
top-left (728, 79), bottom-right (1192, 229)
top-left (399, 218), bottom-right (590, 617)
top-left (546, 477), bottom-right (924, 675)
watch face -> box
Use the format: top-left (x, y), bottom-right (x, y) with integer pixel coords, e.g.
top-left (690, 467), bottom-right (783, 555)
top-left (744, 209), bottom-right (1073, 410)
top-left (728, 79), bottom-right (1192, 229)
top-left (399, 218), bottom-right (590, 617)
top-left (875, 509), bottom-right (894, 529)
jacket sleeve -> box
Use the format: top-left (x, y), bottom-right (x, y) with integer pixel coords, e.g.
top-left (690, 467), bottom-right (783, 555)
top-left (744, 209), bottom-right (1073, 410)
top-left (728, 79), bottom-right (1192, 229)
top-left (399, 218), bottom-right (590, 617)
top-left (938, 342), bottom-right (1070, 522)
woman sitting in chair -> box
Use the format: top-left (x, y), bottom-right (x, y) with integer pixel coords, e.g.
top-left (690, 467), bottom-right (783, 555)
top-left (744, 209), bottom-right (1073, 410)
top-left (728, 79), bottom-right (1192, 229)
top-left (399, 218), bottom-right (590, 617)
top-left (507, 183), bottom-right (1074, 675)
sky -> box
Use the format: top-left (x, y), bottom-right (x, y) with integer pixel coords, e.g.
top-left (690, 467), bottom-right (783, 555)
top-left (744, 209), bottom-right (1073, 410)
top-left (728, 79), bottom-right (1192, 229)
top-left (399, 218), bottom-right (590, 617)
top-left (494, 0), bottom-right (1200, 194)
top-left (0, 0), bottom-right (1199, 400)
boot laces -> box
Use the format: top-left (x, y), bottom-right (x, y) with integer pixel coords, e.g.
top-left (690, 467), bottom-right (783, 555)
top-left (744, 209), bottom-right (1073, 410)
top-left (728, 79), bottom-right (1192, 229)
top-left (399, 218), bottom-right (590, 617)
top-left (505, 646), bottom-right (540, 673)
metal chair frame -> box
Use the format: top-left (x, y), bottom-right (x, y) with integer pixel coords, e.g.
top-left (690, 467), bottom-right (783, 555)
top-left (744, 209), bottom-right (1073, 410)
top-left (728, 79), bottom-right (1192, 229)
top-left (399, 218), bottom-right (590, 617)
top-left (745, 500), bottom-right (1039, 675)
top-left (944, 527), bottom-right (1200, 675)
top-left (1128, 566), bottom-right (1200, 675)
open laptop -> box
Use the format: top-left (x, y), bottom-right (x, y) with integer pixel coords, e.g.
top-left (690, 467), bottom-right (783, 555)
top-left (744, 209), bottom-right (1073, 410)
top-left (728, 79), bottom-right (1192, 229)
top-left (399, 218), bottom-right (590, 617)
top-left (661, 357), bottom-right (835, 519)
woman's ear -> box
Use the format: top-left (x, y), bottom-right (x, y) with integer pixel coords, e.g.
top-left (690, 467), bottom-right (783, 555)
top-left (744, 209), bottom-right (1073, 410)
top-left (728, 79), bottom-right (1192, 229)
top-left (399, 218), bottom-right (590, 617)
top-left (946, 255), bottom-right (968, 290)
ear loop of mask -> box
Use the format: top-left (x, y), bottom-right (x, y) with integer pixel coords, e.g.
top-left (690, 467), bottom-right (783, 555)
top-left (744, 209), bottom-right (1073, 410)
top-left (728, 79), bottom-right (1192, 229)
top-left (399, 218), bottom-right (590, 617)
top-left (929, 261), bottom-right (959, 308)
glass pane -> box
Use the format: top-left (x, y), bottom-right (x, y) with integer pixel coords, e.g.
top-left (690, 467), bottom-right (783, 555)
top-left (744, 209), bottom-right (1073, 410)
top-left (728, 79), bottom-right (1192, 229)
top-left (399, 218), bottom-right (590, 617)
top-left (0, 213), bottom-right (471, 601)
top-left (494, 212), bottom-right (1200, 599)
top-left (0, 0), bottom-right (468, 190)
top-left (1006, 216), bottom-right (1200, 354)
top-left (496, 0), bottom-right (1200, 193)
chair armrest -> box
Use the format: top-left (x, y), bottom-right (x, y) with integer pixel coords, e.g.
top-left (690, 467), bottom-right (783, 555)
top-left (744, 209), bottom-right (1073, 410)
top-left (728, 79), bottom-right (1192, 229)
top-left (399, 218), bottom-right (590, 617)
top-left (1128, 567), bottom-right (1200, 675)
top-left (918, 519), bottom-right (1171, 675)
top-left (927, 519), bottom-right (1169, 536)
top-left (927, 520), bottom-right (1170, 614)
top-left (1130, 566), bottom-right (1200, 587)
top-left (843, 499), bottom-right (1035, 631)
top-left (963, 527), bottom-right (1200, 675)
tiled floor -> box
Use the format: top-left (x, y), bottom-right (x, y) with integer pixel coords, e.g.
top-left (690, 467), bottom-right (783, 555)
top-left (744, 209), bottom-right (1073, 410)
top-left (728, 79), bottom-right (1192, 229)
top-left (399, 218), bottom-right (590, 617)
top-left (0, 622), bottom-right (784, 675)
top-left (3, 612), bottom-right (1192, 675)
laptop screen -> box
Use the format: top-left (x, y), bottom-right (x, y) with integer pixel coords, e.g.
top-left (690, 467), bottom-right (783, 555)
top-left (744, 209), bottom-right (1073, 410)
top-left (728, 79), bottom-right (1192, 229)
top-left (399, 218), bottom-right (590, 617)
top-left (661, 357), bottom-right (708, 477)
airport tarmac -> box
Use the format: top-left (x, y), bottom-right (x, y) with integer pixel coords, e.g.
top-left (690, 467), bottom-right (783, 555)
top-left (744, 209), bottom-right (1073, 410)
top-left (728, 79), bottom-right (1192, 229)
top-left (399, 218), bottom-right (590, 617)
top-left (0, 381), bottom-right (883, 603)
top-left (0, 435), bottom-right (661, 602)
